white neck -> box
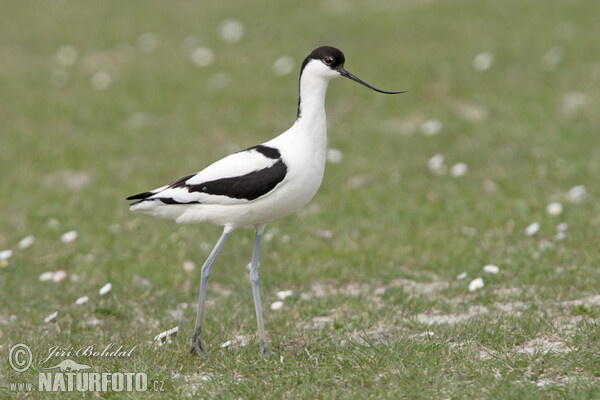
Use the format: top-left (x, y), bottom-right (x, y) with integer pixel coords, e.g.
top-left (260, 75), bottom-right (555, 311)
top-left (295, 63), bottom-right (333, 130)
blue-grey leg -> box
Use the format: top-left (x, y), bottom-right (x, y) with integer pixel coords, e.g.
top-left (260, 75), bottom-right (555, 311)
top-left (190, 229), bottom-right (230, 356)
top-left (250, 227), bottom-right (268, 355)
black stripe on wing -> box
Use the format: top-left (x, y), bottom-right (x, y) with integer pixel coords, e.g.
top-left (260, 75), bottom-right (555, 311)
top-left (126, 191), bottom-right (154, 201)
top-left (127, 145), bottom-right (287, 205)
top-left (187, 159), bottom-right (287, 200)
top-left (246, 145), bottom-right (281, 159)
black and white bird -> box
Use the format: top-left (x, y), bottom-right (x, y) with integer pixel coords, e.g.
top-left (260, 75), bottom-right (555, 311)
top-left (127, 46), bottom-right (403, 355)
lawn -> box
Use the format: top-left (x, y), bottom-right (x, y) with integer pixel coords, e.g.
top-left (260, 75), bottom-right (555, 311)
top-left (1, 0), bottom-right (599, 398)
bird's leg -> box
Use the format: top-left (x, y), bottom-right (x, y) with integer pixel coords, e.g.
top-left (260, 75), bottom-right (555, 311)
top-left (190, 229), bottom-right (230, 356)
top-left (250, 226), bottom-right (268, 355)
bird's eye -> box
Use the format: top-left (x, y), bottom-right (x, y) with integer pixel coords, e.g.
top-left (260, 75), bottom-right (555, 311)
top-left (324, 56), bottom-right (334, 65)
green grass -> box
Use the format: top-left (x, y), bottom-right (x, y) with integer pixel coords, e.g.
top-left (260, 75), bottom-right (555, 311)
top-left (2, 0), bottom-right (600, 398)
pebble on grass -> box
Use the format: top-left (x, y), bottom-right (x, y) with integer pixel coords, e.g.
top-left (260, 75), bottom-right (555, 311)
top-left (525, 222), bottom-right (540, 236)
top-left (427, 154), bottom-right (447, 175)
top-left (52, 270), bottom-right (67, 283)
top-left (566, 185), bottom-right (586, 203)
top-left (154, 326), bottom-right (179, 346)
top-left (272, 56), bottom-right (294, 76)
top-left (317, 230), bottom-right (333, 239)
top-left (190, 46), bottom-right (215, 68)
top-left (99, 283), bottom-right (112, 296)
top-left (55, 45), bottom-right (78, 66)
top-left (219, 19), bottom-right (245, 43)
top-left (326, 148), bottom-right (343, 163)
top-left (136, 33), bottom-right (161, 54)
top-left (472, 52), bottom-right (494, 71)
top-left (183, 261), bottom-right (196, 273)
top-left (39, 272), bottom-right (54, 282)
top-left (44, 311), bottom-right (58, 323)
top-left (60, 230), bottom-right (78, 244)
top-left (420, 119), bottom-right (442, 136)
top-left (546, 202), bottom-right (563, 216)
top-left (468, 277), bottom-right (484, 292)
top-left (276, 290), bottom-right (293, 300)
top-left (450, 163), bottom-right (468, 178)
top-left (483, 264), bottom-right (500, 274)
top-left (18, 235), bottom-right (35, 249)
top-left (75, 296), bottom-right (89, 305)
top-left (0, 250), bottom-right (13, 267)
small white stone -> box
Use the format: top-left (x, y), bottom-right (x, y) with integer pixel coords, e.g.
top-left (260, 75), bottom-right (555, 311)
top-left (317, 230), bottom-right (333, 239)
top-left (219, 19), bottom-right (245, 43)
top-left (0, 249), bottom-right (13, 261)
top-left (566, 185), bottom-right (586, 203)
top-left (525, 222), bottom-right (540, 236)
top-left (456, 272), bottom-right (468, 280)
top-left (137, 33), bottom-right (161, 54)
top-left (420, 119), bottom-right (442, 136)
top-left (55, 45), bottom-right (78, 66)
top-left (450, 163), bottom-right (468, 178)
top-left (472, 52), bottom-right (494, 72)
top-left (60, 230), bottom-right (78, 243)
top-left (326, 148), bottom-right (343, 163)
top-left (272, 56), bottom-right (294, 76)
top-left (99, 283), bottom-right (112, 296)
top-left (546, 202), bottom-right (563, 216)
top-left (553, 231), bottom-right (566, 241)
top-left (183, 261), bottom-right (196, 273)
top-left (276, 290), bottom-right (293, 300)
top-left (221, 340), bottom-right (232, 348)
top-left (44, 311), bottom-right (58, 323)
top-left (91, 70), bottom-right (112, 90)
top-left (75, 296), bottom-right (89, 305)
top-left (427, 154), bottom-right (446, 175)
top-left (18, 235), bottom-right (35, 249)
top-left (559, 93), bottom-right (589, 118)
top-left (154, 326), bottom-right (179, 342)
top-left (39, 272), bottom-right (54, 282)
top-left (52, 270), bottom-right (67, 283)
top-left (468, 277), bottom-right (484, 292)
top-left (190, 46), bottom-right (215, 68)
top-left (483, 264), bottom-right (500, 274)
top-left (270, 301), bottom-right (284, 311)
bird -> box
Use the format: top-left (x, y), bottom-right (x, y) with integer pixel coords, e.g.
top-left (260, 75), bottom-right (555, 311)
top-left (127, 45), bottom-right (404, 356)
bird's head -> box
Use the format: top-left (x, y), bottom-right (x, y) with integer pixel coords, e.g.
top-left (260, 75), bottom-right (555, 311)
top-left (300, 46), bottom-right (405, 94)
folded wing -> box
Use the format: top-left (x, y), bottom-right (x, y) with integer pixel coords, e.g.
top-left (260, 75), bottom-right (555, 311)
top-left (127, 145), bottom-right (287, 207)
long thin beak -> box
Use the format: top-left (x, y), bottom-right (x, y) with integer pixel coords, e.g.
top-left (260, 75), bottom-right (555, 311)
top-left (340, 69), bottom-right (405, 94)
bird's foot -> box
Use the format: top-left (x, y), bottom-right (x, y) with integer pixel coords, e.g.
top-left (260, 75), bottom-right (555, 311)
top-left (190, 329), bottom-right (206, 357)
top-left (260, 340), bottom-right (269, 357)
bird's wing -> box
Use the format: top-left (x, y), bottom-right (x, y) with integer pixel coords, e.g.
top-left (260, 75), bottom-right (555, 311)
top-left (127, 145), bottom-right (287, 206)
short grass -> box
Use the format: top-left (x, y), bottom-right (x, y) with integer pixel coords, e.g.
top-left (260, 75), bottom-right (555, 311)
top-left (1, 0), bottom-right (600, 398)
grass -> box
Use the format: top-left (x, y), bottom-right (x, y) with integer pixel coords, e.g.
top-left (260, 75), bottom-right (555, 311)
top-left (1, 0), bottom-right (600, 398)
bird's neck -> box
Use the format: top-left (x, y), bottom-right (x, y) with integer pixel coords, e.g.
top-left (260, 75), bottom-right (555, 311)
top-left (295, 74), bottom-right (330, 131)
